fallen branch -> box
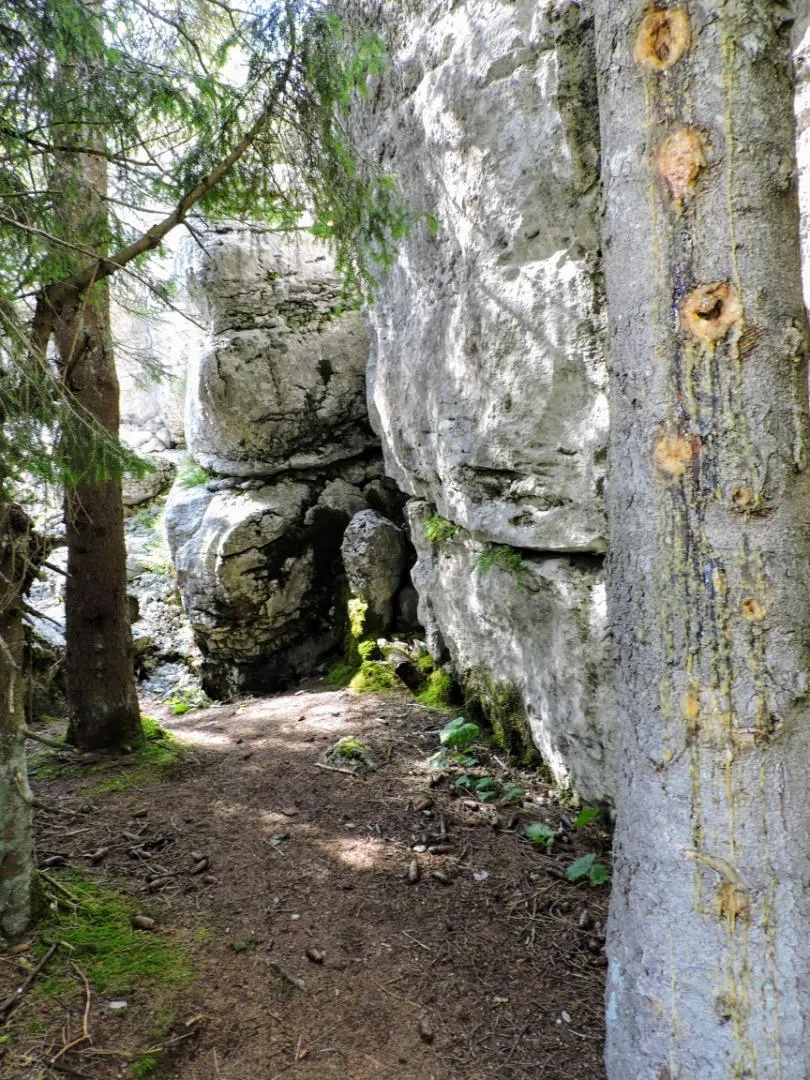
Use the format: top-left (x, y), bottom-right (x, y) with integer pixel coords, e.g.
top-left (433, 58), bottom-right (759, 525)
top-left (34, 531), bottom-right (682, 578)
top-left (313, 762), bottom-right (356, 777)
top-left (50, 961), bottom-right (92, 1063)
top-left (23, 727), bottom-right (73, 751)
top-left (0, 942), bottom-right (58, 1018)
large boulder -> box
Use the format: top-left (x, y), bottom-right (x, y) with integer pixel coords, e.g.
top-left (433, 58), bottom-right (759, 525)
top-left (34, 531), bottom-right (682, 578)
top-left (341, 509), bottom-right (407, 629)
top-left (407, 502), bottom-right (615, 803)
top-left (343, 0), bottom-right (608, 555)
top-left (183, 228), bottom-right (376, 477)
top-left (164, 465), bottom-right (379, 697)
top-left (340, 0), bottom-right (617, 798)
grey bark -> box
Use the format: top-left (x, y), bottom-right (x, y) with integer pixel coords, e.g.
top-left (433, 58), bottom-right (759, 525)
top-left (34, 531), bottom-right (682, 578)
top-left (596, 2), bottom-right (810, 1075)
top-left (0, 506), bottom-right (39, 939)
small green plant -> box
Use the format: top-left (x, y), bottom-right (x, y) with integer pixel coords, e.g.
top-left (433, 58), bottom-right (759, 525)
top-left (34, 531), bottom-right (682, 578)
top-left (165, 686), bottom-right (210, 715)
top-left (424, 514), bottom-right (459, 545)
top-left (176, 457), bottom-right (211, 488)
top-left (440, 716), bottom-right (480, 750)
top-left (428, 716), bottom-right (481, 771)
top-left (565, 853), bottom-right (610, 887)
top-left (129, 1054), bottom-right (159, 1077)
top-left (572, 806), bottom-right (600, 829)
top-left (475, 545), bottom-right (524, 576)
top-left (229, 935), bottom-right (260, 953)
top-left (524, 822), bottom-right (557, 851)
top-left (502, 781), bottom-right (526, 803)
top-left (456, 773), bottom-right (499, 802)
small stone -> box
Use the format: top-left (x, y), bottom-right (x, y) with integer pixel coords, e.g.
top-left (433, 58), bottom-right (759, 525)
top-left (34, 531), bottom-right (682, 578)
top-left (408, 860), bottom-right (420, 884)
top-left (412, 843), bottom-right (427, 853)
top-left (131, 915), bottom-right (156, 931)
top-left (417, 1017), bottom-right (434, 1043)
top-left (305, 947), bottom-right (326, 964)
top-left (561, 1010), bottom-right (572, 1024)
top-left (108, 1000), bottom-right (128, 1012)
top-left (473, 869), bottom-right (490, 882)
top-left (190, 858), bottom-right (209, 875)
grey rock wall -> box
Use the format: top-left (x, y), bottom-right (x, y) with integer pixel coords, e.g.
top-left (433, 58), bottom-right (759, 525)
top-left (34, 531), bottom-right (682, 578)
top-left (184, 228), bottom-right (375, 478)
top-left (344, 0), bottom-right (617, 800)
top-left (164, 227), bottom-right (383, 697)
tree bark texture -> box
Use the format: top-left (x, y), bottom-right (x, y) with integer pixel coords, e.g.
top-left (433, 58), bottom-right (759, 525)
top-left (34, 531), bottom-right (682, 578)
top-left (0, 506), bottom-right (38, 938)
top-left (54, 147), bottom-right (141, 750)
top-left (595, 2), bottom-right (810, 1075)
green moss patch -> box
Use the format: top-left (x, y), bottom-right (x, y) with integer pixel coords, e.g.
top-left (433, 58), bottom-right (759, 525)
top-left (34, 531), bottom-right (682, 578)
top-left (349, 661), bottom-right (399, 694)
top-left (36, 871), bottom-right (189, 998)
top-left (30, 716), bottom-right (183, 794)
top-left (417, 669), bottom-right (455, 709)
top-left (464, 673), bottom-right (539, 767)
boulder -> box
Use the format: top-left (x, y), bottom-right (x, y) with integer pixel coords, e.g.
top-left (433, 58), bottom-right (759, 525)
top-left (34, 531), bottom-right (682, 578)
top-left (343, 0), bottom-right (608, 555)
top-left (407, 501), bottom-right (615, 803)
top-left (183, 228), bottom-right (377, 477)
top-left (341, 510), bottom-right (407, 630)
top-left (122, 457), bottom-right (177, 507)
top-left (164, 475), bottom-right (350, 697)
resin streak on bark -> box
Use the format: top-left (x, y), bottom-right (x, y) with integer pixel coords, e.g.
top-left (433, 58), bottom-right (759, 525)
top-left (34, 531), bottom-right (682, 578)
top-left (596, 2), bottom-right (810, 1075)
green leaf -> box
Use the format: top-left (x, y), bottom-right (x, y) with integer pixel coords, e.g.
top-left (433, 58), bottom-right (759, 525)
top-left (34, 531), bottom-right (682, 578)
top-left (439, 716), bottom-right (480, 749)
top-left (572, 807), bottom-right (600, 829)
top-left (524, 823), bottom-right (556, 850)
top-left (474, 776), bottom-right (497, 791)
top-left (565, 853), bottom-right (596, 882)
top-left (588, 863), bottom-right (610, 887)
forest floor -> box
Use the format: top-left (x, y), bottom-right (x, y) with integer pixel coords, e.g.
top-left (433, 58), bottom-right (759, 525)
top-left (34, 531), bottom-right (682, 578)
top-left (1, 684), bottom-right (609, 1080)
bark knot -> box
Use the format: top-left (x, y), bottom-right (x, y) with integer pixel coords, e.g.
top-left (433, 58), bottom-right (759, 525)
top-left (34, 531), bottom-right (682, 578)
top-left (656, 129), bottom-right (706, 212)
top-left (633, 8), bottom-right (691, 72)
top-left (681, 283), bottom-right (742, 344)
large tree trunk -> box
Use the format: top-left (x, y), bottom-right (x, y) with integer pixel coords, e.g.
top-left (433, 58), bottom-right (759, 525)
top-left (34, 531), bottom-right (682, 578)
top-left (53, 148), bottom-right (141, 750)
top-left (595, 2), bottom-right (810, 1074)
top-left (0, 505), bottom-right (39, 938)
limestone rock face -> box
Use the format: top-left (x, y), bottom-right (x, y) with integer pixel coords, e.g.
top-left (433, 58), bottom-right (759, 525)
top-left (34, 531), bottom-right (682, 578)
top-left (165, 478), bottom-right (338, 697)
top-left (122, 457), bottom-right (177, 507)
top-left (342, 0), bottom-right (617, 799)
top-left (344, 0), bottom-right (608, 555)
top-left (160, 226), bottom-right (386, 695)
top-left (183, 228), bottom-right (375, 477)
top-left (407, 502), bottom-right (615, 802)
top-left (341, 510), bottom-right (407, 628)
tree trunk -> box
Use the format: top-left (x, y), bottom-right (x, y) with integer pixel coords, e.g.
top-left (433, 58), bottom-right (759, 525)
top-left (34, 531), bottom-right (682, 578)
top-left (0, 505), bottom-right (39, 938)
top-left (595, 2), bottom-right (810, 1074)
top-left (53, 148), bottom-right (141, 750)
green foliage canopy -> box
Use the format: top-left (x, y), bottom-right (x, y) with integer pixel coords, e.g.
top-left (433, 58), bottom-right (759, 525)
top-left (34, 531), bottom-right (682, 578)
top-left (0, 0), bottom-right (406, 492)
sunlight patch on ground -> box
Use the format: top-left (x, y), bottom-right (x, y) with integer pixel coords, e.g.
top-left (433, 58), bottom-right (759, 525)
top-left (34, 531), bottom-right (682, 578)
top-left (321, 835), bottom-right (389, 870)
top-left (169, 726), bottom-right (231, 748)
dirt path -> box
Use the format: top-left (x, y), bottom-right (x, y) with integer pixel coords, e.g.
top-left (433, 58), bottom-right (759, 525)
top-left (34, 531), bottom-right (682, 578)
top-left (2, 685), bottom-right (609, 1079)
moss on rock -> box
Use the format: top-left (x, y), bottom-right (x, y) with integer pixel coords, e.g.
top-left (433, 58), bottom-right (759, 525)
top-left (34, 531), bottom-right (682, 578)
top-left (463, 672), bottom-right (539, 766)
